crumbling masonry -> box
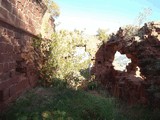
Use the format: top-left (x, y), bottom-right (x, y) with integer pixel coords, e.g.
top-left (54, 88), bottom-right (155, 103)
top-left (93, 22), bottom-right (160, 107)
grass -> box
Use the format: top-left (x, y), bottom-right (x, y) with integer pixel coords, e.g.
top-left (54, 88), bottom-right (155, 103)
top-left (1, 85), bottom-right (160, 120)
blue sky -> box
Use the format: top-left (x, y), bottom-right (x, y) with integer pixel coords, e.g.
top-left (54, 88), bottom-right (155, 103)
top-left (54, 0), bottom-right (160, 34)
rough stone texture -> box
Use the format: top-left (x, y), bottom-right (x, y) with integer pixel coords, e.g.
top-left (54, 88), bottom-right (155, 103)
top-left (93, 22), bottom-right (160, 107)
top-left (0, 0), bottom-right (47, 35)
top-left (0, 0), bottom-right (51, 111)
top-left (41, 12), bottom-right (55, 39)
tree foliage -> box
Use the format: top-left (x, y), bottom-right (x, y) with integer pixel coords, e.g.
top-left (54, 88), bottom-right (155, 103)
top-left (96, 28), bottom-right (109, 42)
top-left (135, 8), bottom-right (152, 27)
top-left (34, 30), bottom-right (90, 88)
top-left (44, 0), bottom-right (60, 17)
top-left (122, 25), bottom-right (139, 40)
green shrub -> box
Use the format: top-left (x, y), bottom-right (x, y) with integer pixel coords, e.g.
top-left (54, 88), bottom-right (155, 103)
top-left (87, 81), bottom-right (98, 90)
top-left (33, 30), bottom-right (91, 88)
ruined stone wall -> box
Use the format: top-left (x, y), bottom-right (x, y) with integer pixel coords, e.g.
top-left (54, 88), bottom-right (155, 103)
top-left (0, 0), bottom-right (48, 111)
top-left (94, 22), bottom-right (160, 107)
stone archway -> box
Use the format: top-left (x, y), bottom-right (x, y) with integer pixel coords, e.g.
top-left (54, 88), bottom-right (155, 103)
top-left (94, 22), bottom-right (160, 106)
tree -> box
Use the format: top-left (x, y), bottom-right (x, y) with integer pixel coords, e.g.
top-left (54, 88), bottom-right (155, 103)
top-left (122, 25), bottom-right (139, 40)
top-left (135, 8), bottom-right (152, 27)
top-left (36, 30), bottom-right (90, 88)
top-left (44, 0), bottom-right (60, 17)
top-left (96, 28), bottom-right (109, 42)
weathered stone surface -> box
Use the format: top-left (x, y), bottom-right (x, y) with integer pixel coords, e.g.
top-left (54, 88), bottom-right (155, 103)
top-left (0, 0), bottom-right (52, 111)
top-left (0, 0), bottom-right (47, 35)
top-left (93, 22), bottom-right (160, 107)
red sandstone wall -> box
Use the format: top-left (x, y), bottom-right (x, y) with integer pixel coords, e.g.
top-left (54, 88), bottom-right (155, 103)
top-left (0, 0), bottom-right (47, 34)
top-left (93, 23), bottom-right (160, 107)
top-left (0, 0), bottom-right (47, 111)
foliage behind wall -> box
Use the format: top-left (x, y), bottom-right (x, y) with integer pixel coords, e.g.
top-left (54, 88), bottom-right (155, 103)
top-left (33, 30), bottom-right (91, 89)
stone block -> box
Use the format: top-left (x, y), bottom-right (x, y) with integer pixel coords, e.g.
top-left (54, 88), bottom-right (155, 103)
top-left (0, 36), bottom-right (6, 43)
top-left (1, 0), bottom-right (12, 12)
top-left (9, 62), bottom-right (16, 70)
top-left (0, 75), bottom-right (19, 89)
top-left (5, 44), bottom-right (13, 53)
top-left (9, 0), bottom-right (17, 5)
top-left (0, 43), bottom-right (5, 53)
top-left (0, 88), bottom-right (10, 101)
top-left (20, 0), bottom-right (26, 5)
top-left (11, 78), bottom-right (30, 95)
top-left (3, 63), bottom-right (9, 72)
top-left (14, 30), bottom-right (21, 39)
top-left (7, 13), bottom-right (16, 26)
top-left (16, 1), bottom-right (23, 11)
top-left (0, 53), bottom-right (4, 63)
top-left (12, 6), bottom-right (18, 16)
top-left (19, 21), bottom-right (26, 30)
top-left (0, 7), bottom-right (8, 21)
top-left (6, 29), bottom-right (14, 37)
top-left (0, 90), bottom-right (3, 101)
top-left (0, 63), bottom-right (3, 73)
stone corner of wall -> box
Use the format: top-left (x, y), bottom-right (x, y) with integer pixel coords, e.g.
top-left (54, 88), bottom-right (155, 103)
top-left (36, 0), bottom-right (48, 14)
top-left (0, 0), bottom-right (49, 37)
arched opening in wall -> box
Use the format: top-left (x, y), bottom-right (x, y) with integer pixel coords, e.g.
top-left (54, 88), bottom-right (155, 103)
top-left (112, 51), bottom-right (131, 71)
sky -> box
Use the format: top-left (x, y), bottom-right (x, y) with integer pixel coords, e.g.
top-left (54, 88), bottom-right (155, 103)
top-left (54, 0), bottom-right (160, 35)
